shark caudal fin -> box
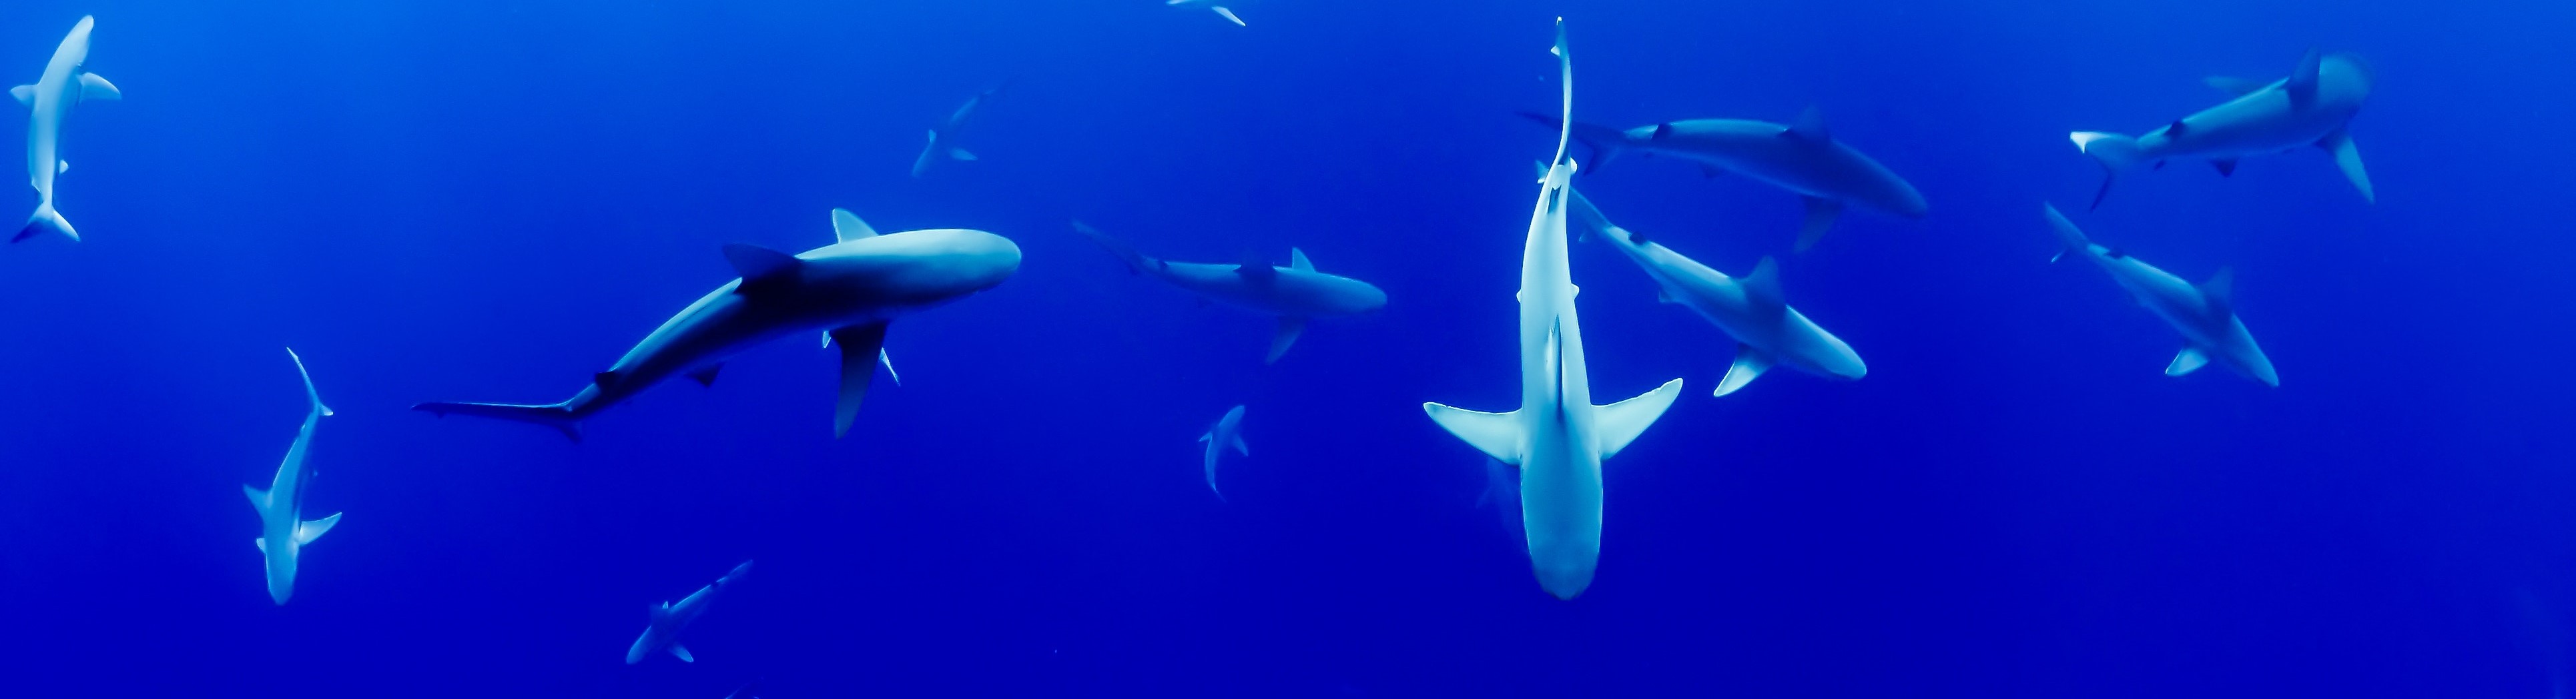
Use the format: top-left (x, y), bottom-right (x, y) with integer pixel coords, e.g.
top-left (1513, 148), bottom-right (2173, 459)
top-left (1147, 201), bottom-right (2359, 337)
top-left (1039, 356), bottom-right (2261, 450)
top-left (13, 201), bottom-right (75, 243)
top-left (1423, 403), bottom-right (1524, 466)
top-left (1516, 112), bottom-right (1630, 173)
top-left (1594, 378), bottom-right (1684, 458)
top-left (2068, 131), bottom-right (2145, 209)
top-left (413, 401), bottom-right (581, 442)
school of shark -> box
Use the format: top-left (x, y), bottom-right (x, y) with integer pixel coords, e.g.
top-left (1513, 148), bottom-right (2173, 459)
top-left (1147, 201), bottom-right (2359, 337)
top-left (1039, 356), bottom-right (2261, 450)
top-left (5, 5), bottom-right (2382, 692)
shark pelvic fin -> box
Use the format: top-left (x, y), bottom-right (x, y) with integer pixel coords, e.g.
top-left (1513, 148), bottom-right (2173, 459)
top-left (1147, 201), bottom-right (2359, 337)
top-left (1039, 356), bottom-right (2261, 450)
top-left (2212, 159), bottom-right (2238, 177)
top-left (1265, 316), bottom-right (1307, 364)
top-left (829, 322), bottom-right (890, 438)
top-left (1713, 346), bottom-right (1775, 397)
top-left (77, 73), bottom-right (119, 101)
top-left (2317, 128), bottom-right (2374, 203)
top-left (1595, 378), bottom-right (1685, 459)
top-left (669, 644), bottom-right (695, 663)
top-left (2166, 347), bottom-right (2212, 376)
top-left (244, 484), bottom-right (271, 510)
top-left (1423, 403), bottom-right (1524, 466)
top-left (294, 513), bottom-right (342, 545)
top-left (1794, 197), bottom-right (1841, 251)
top-left (687, 365), bottom-right (722, 387)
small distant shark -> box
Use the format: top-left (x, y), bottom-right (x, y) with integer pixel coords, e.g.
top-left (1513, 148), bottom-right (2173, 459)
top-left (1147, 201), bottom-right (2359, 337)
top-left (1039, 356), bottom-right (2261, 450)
top-left (244, 348), bottom-right (343, 606)
top-left (912, 83), bottom-right (1002, 179)
top-left (1425, 21), bottom-right (1685, 600)
top-left (1167, 0), bottom-right (1246, 26)
top-left (417, 209), bottom-right (1020, 439)
top-left (1074, 221), bottom-right (1385, 364)
top-left (627, 560), bottom-right (753, 664)
top-left (11, 15), bottom-right (119, 243)
top-left (2043, 203), bottom-right (2276, 386)
top-left (1562, 178), bottom-right (1864, 396)
top-left (2071, 50), bottom-right (2374, 209)
top-left (1197, 405), bottom-right (1247, 502)
top-left (1526, 106), bottom-right (1925, 251)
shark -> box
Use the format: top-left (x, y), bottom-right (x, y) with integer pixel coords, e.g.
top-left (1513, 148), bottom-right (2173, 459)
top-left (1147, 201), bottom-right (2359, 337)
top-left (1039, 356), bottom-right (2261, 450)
top-left (912, 83), bottom-right (1002, 179)
top-left (627, 560), bottom-right (753, 664)
top-left (11, 15), bottom-right (119, 243)
top-left (1197, 404), bottom-right (1247, 502)
top-left (1423, 20), bottom-right (1685, 600)
top-left (1562, 179), bottom-right (1865, 396)
top-left (2043, 203), bottom-right (2277, 386)
top-left (1074, 221), bottom-right (1385, 364)
top-left (416, 209), bottom-right (1019, 439)
top-left (2071, 50), bottom-right (2374, 209)
top-left (244, 348), bottom-right (343, 606)
top-left (1167, 0), bottom-right (1247, 26)
top-left (1525, 106), bottom-right (1925, 251)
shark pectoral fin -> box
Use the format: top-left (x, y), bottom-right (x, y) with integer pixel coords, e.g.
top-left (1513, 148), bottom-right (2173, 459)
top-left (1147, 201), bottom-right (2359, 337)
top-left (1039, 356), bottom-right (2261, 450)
top-left (2318, 129), bottom-right (2374, 203)
top-left (829, 322), bottom-right (891, 438)
top-left (722, 244), bottom-right (802, 295)
top-left (687, 365), bottom-right (722, 387)
top-left (2203, 76), bottom-right (2268, 95)
top-left (2286, 49), bottom-right (2322, 109)
top-left (1794, 197), bottom-right (1841, 252)
top-left (2166, 347), bottom-right (2212, 376)
top-left (830, 208), bottom-right (878, 242)
top-left (1423, 403), bottom-right (1524, 466)
top-left (2199, 267), bottom-right (2236, 317)
top-left (294, 513), bottom-right (342, 545)
top-left (77, 73), bottom-right (119, 101)
top-left (1713, 346), bottom-right (1775, 397)
top-left (244, 484), bottom-right (270, 510)
top-left (669, 644), bottom-right (695, 663)
top-left (2212, 159), bottom-right (2238, 177)
top-left (1231, 434), bottom-right (1249, 457)
top-left (948, 147), bottom-right (977, 161)
top-left (254, 537), bottom-right (266, 554)
top-left (1289, 247), bottom-right (1313, 271)
top-left (7, 85), bottom-right (29, 106)
top-left (1740, 256), bottom-right (1787, 315)
top-left (878, 349), bottom-right (901, 386)
top-left (1211, 5), bottom-right (1246, 25)
top-left (1595, 378), bottom-right (1686, 459)
top-left (1265, 316), bottom-right (1307, 364)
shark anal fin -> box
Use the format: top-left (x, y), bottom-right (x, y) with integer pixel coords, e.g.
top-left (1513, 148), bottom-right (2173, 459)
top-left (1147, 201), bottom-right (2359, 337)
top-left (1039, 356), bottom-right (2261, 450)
top-left (244, 484), bottom-right (270, 509)
top-left (829, 322), bottom-right (890, 438)
top-left (1265, 316), bottom-right (1307, 364)
top-left (1714, 346), bottom-right (1775, 397)
top-left (294, 513), bottom-right (342, 545)
top-left (1596, 378), bottom-right (1685, 458)
top-left (2212, 159), bottom-right (2238, 177)
top-left (2167, 347), bottom-right (2212, 376)
top-left (669, 644), bottom-right (695, 663)
top-left (687, 366), bottom-right (722, 387)
top-left (1795, 197), bottom-right (1842, 251)
top-left (254, 537), bottom-right (267, 554)
top-left (1423, 403), bottom-right (1523, 466)
top-left (2318, 128), bottom-right (2374, 203)
top-left (77, 73), bottom-right (119, 101)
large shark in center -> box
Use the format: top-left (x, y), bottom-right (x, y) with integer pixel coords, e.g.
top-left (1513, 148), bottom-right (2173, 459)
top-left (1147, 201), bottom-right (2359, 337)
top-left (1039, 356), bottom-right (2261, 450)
top-left (416, 209), bottom-right (1020, 438)
top-left (1562, 179), bottom-right (1865, 396)
top-left (1526, 106), bottom-right (1925, 251)
top-left (2071, 50), bottom-right (2374, 209)
top-left (244, 348), bottom-right (343, 606)
top-left (627, 560), bottom-right (753, 664)
top-left (11, 15), bottom-right (119, 243)
top-left (1425, 21), bottom-right (1685, 600)
top-left (2043, 203), bottom-right (2277, 386)
top-left (1074, 222), bottom-right (1385, 364)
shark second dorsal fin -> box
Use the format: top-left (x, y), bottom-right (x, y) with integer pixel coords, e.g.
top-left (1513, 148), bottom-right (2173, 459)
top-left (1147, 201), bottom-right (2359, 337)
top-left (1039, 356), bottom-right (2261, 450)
top-left (1785, 105), bottom-right (1831, 143)
top-left (1740, 256), bottom-right (1787, 314)
top-left (2200, 267), bottom-right (2236, 315)
top-left (830, 209), bottom-right (877, 243)
top-left (2286, 49), bottom-right (2322, 109)
top-left (723, 244), bottom-right (801, 295)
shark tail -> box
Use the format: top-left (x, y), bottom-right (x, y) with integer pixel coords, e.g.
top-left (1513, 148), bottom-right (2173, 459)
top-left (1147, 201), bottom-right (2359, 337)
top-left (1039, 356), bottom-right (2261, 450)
top-left (414, 400), bottom-right (582, 442)
top-left (1517, 112), bottom-right (1628, 173)
top-left (2069, 131), bottom-right (2144, 210)
top-left (13, 200), bottom-right (75, 243)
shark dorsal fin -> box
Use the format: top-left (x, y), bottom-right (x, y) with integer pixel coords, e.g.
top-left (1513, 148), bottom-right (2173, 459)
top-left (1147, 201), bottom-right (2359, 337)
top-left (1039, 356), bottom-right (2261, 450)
top-left (2286, 49), bottom-right (2322, 109)
top-left (723, 243), bottom-right (802, 293)
top-left (1289, 248), bottom-right (1313, 271)
top-left (830, 209), bottom-right (878, 242)
top-left (1785, 106), bottom-right (1831, 143)
top-left (2200, 267), bottom-right (2236, 315)
top-left (1740, 256), bottom-right (1787, 313)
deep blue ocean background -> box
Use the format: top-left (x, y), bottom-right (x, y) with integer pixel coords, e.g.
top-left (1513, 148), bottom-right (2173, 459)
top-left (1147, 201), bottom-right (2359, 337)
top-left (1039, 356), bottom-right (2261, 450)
top-left (4, 0), bottom-right (2573, 696)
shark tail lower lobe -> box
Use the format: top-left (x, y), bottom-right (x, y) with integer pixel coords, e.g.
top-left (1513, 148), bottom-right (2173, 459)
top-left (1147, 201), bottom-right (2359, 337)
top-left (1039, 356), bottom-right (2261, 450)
top-left (414, 401), bottom-right (582, 442)
top-left (13, 201), bottom-right (74, 243)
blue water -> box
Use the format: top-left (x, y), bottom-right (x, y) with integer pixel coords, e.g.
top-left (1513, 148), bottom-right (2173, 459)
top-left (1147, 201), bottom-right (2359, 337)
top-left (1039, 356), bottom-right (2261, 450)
top-left (4, 0), bottom-right (2573, 696)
